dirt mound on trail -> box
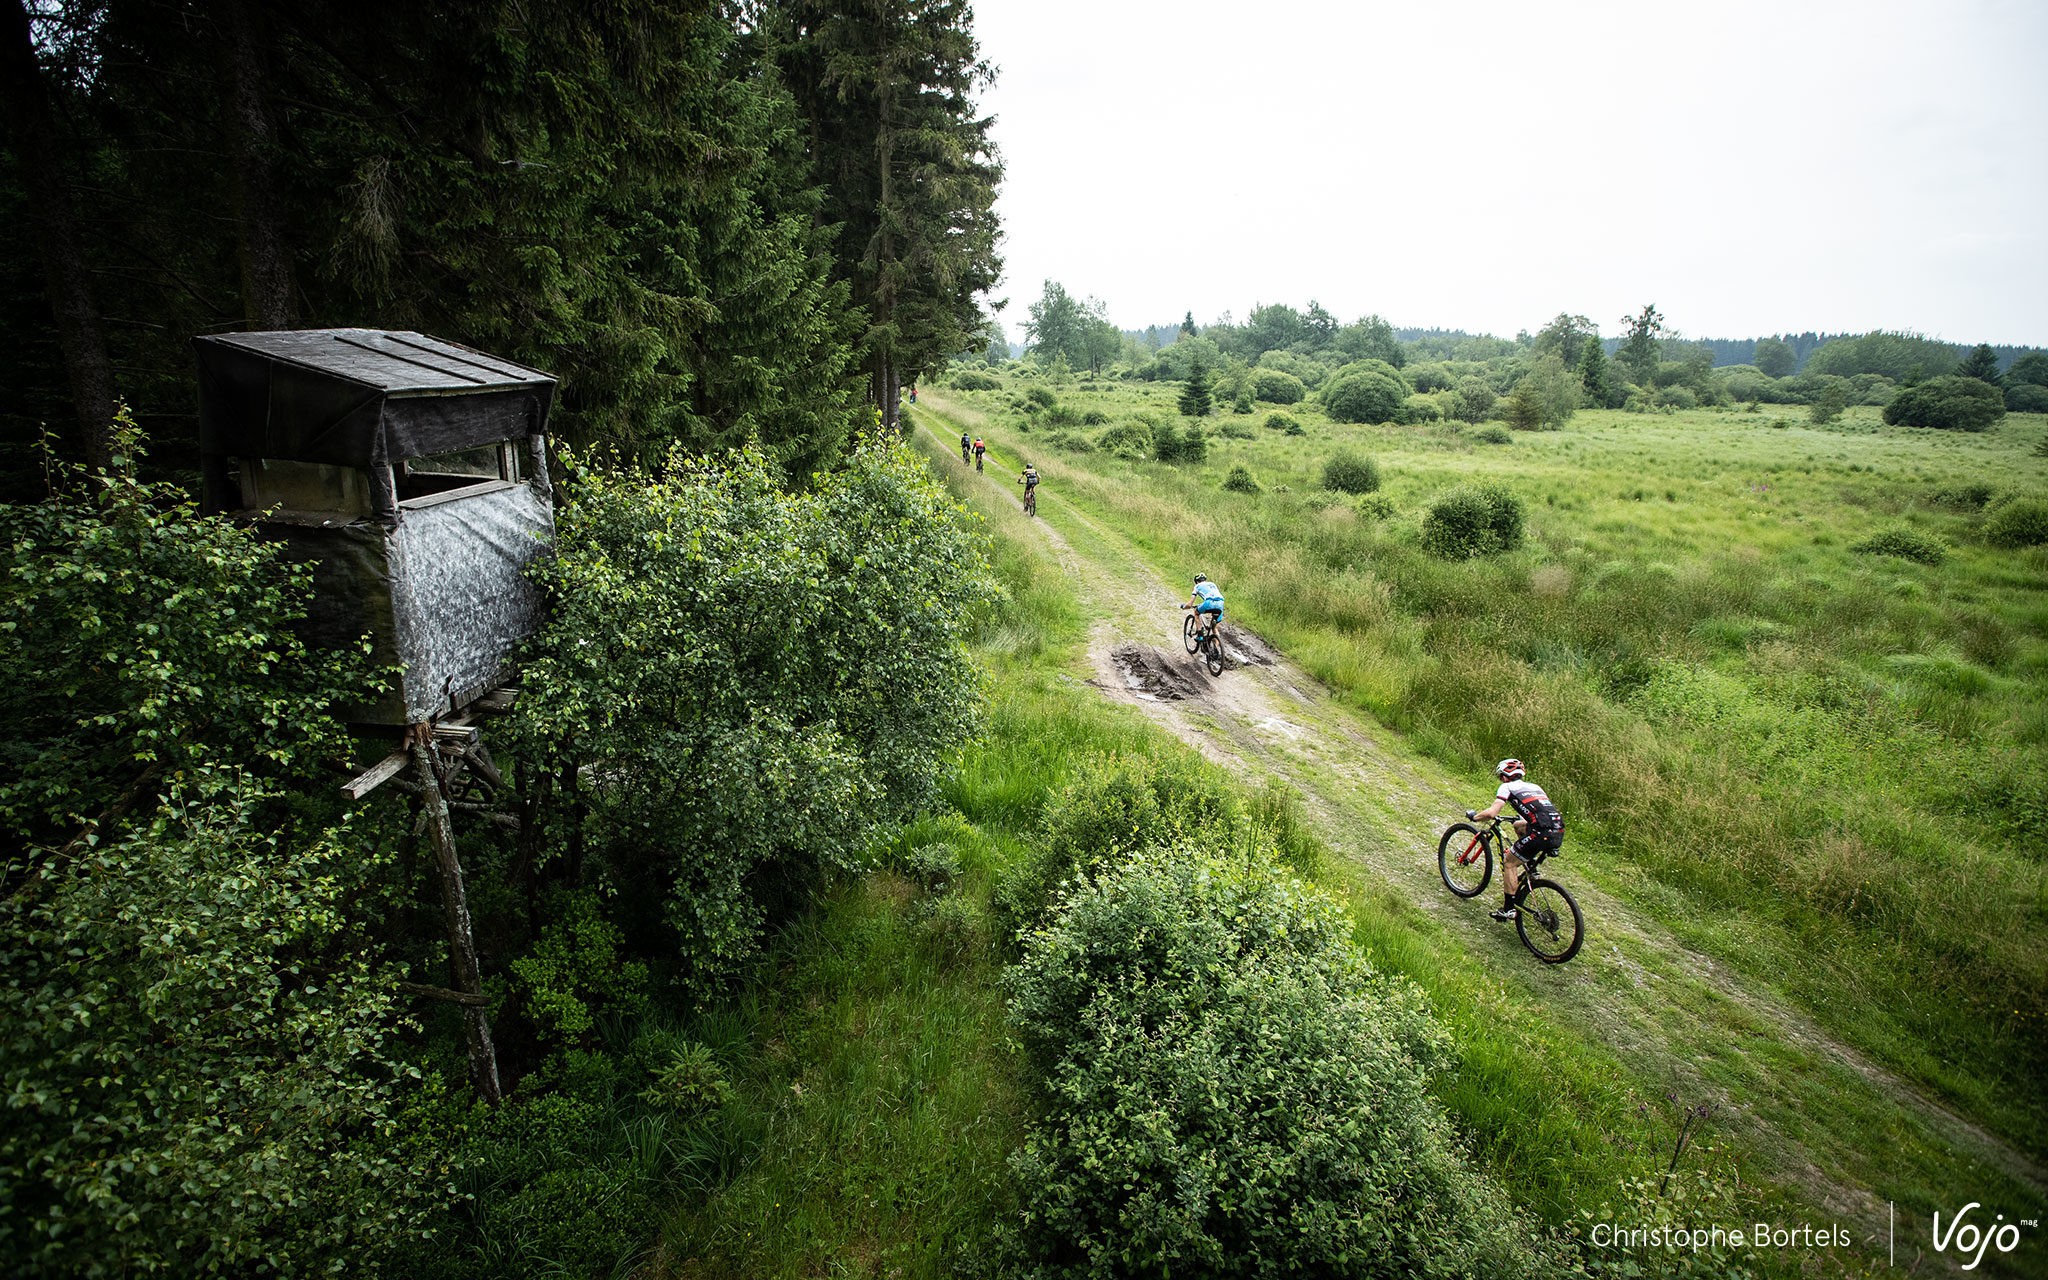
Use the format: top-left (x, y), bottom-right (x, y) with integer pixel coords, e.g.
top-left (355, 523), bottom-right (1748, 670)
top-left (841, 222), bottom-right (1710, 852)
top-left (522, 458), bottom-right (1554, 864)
top-left (1104, 644), bottom-right (1213, 701)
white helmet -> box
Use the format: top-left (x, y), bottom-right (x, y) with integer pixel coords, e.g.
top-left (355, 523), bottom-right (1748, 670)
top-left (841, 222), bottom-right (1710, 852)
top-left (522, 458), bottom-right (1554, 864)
top-left (1495, 758), bottom-right (1524, 782)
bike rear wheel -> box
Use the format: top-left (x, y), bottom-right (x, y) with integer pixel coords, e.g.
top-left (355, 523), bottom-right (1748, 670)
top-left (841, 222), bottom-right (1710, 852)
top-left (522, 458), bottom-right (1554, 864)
top-left (1024, 490), bottom-right (1037, 516)
top-left (1437, 823), bottom-right (1492, 898)
top-left (1183, 613), bottom-right (1201, 653)
top-left (1515, 877), bottom-right (1584, 963)
top-left (1204, 629), bottom-right (1225, 676)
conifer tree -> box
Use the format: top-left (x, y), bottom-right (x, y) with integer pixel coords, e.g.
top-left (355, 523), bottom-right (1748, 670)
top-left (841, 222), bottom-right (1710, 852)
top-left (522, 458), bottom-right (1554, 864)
top-left (1577, 335), bottom-right (1615, 408)
top-left (1181, 311), bottom-right (1198, 338)
top-left (769, 0), bottom-right (1003, 430)
top-left (1957, 343), bottom-right (2002, 386)
top-left (1179, 357), bottom-right (1214, 417)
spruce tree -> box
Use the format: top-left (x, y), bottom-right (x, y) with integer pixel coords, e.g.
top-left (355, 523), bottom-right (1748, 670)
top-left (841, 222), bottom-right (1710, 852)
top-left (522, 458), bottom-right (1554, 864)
top-left (1577, 335), bottom-right (1615, 408)
top-left (769, 0), bottom-right (1004, 430)
top-left (1180, 311), bottom-right (1197, 338)
top-left (1957, 343), bottom-right (2002, 386)
top-left (1179, 357), bottom-right (1214, 417)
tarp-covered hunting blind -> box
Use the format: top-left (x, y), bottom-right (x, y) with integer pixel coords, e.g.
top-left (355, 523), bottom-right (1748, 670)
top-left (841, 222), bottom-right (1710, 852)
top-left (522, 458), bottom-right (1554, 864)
top-left (195, 329), bottom-right (557, 726)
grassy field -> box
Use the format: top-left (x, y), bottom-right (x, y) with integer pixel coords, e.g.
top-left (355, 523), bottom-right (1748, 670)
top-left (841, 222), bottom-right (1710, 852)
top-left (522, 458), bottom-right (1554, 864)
top-left (935, 374), bottom-right (2048, 1156)
top-left (632, 385), bottom-right (2047, 1277)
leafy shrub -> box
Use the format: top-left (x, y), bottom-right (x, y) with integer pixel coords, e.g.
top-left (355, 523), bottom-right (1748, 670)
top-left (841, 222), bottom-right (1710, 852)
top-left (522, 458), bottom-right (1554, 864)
top-left (1026, 386), bottom-right (1058, 409)
top-left (1422, 483), bottom-right (1525, 560)
top-left (1356, 493), bottom-right (1397, 520)
top-left (1882, 375), bottom-right (2007, 431)
top-left (1406, 362), bottom-right (1456, 393)
top-left (1262, 412), bottom-right (1297, 432)
top-left (1320, 450), bottom-right (1381, 494)
top-left (906, 840), bottom-right (963, 894)
top-left (1154, 421), bottom-right (1209, 464)
top-left (1231, 388), bottom-right (1255, 414)
top-left (1985, 497), bottom-right (2048, 549)
top-left (1080, 409), bottom-right (1110, 425)
top-left (1255, 348), bottom-right (1329, 388)
top-left (1850, 526), bottom-right (1947, 565)
top-left (994, 754), bottom-right (1238, 932)
top-left (1250, 368), bottom-right (1306, 404)
top-left (1321, 365), bottom-right (1407, 424)
top-left (1222, 465), bottom-right (1261, 494)
top-left (1929, 482), bottom-right (1994, 509)
top-left (2004, 382), bottom-right (2048, 413)
top-left (1404, 392), bottom-right (1443, 422)
top-left (1453, 377), bottom-right (1496, 423)
top-left (1005, 849), bottom-right (1545, 1279)
top-left (509, 440), bottom-right (998, 999)
top-left (1095, 421), bottom-right (1153, 458)
top-left (1284, 419), bottom-right (1306, 436)
top-left (1653, 384), bottom-right (1698, 410)
top-left (1044, 430), bottom-right (1096, 454)
top-left (1474, 424), bottom-right (1513, 444)
top-left (511, 891), bottom-right (652, 1045)
top-left (950, 370), bottom-right (1000, 391)
top-left (1042, 405), bottom-right (1080, 428)
top-left (1217, 422), bottom-right (1255, 439)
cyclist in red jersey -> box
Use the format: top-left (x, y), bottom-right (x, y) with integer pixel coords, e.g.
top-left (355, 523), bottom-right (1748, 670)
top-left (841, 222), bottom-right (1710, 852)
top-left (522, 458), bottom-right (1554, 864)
top-left (1467, 758), bottom-right (1564, 921)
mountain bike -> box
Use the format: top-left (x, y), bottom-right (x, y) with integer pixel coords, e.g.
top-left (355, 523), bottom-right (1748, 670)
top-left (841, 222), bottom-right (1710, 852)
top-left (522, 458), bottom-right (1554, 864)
top-left (1019, 479), bottom-right (1038, 516)
top-left (1181, 608), bottom-right (1226, 676)
top-left (1436, 816), bottom-right (1583, 963)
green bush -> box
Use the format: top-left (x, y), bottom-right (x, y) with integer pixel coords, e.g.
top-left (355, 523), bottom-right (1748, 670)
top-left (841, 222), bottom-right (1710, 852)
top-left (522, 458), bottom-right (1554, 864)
top-left (1222, 465), bottom-right (1260, 494)
top-left (950, 370), bottom-right (1001, 391)
top-left (1284, 419), bottom-right (1307, 436)
top-left (2005, 382), bottom-right (2048, 413)
top-left (1026, 386), bottom-right (1058, 409)
top-left (1095, 421), bottom-right (1153, 458)
top-left (510, 891), bottom-right (651, 1046)
top-left (994, 754), bottom-right (1238, 932)
top-left (1356, 493), bottom-right (1397, 521)
top-left (1262, 412), bottom-right (1297, 432)
top-left (1320, 450), bottom-right (1382, 494)
top-left (1474, 424), bottom-right (1513, 444)
top-left (1256, 349), bottom-right (1329, 388)
top-left (1044, 430), bottom-right (1096, 454)
top-left (1453, 377), bottom-right (1497, 423)
top-left (1653, 384), bottom-right (1698, 410)
top-left (1882, 375), bottom-right (2007, 431)
top-left (1080, 409), bottom-right (1110, 425)
top-left (1929, 482), bottom-right (1993, 509)
top-left (1154, 421), bottom-right (1209, 464)
top-left (1217, 421), bottom-right (1255, 439)
top-left (1321, 365), bottom-right (1408, 424)
top-left (1404, 392), bottom-right (1443, 422)
top-left (1422, 483), bottom-right (1525, 560)
top-left (508, 440), bottom-right (998, 999)
top-left (1250, 368), bottom-right (1306, 404)
top-left (1985, 497), bottom-right (2048, 549)
top-left (1850, 526), bottom-right (1947, 565)
top-left (1004, 849), bottom-right (1546, 1279)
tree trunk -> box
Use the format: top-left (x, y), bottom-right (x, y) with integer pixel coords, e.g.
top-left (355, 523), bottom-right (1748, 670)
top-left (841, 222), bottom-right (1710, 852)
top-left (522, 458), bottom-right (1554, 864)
top-left (217, 0), bottom-right (294, 329)
top-left (411, 740), bottom-right (502, 1104)
top-left (0, 0), bottom-right (115, 469)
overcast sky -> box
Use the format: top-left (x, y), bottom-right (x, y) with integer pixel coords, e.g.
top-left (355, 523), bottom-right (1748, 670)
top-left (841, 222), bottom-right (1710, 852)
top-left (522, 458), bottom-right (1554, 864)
top-left (970, 0), bottom-right (2048, 346)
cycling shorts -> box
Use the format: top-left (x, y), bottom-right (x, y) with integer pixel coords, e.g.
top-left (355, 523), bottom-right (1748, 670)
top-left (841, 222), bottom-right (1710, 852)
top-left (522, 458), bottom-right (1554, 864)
top-left (1510, 829), bottom-right (1561, 865)
top-left (1197, 601), bottom-right (1223, 616)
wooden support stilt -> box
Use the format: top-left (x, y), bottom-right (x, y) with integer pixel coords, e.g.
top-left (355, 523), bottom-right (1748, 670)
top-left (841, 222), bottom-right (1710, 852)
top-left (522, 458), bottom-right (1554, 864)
top-left (410, 737), bottom-right (502, 1105)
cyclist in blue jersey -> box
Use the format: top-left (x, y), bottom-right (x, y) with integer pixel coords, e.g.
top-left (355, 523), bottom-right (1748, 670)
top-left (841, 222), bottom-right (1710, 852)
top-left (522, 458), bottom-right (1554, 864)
top-left (1181, 573), bottom-right (1224, 644)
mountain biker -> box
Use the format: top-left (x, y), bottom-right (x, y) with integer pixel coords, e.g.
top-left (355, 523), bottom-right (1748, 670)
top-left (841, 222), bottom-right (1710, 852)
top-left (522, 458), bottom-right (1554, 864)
top-left (960, 432), bottom-right (971, 463)
top-left (1467, 759), bottom-right (1563, 921)
top-left (1180, 573), bottom-right (1224, 643)
top-left (1018, 463), bottom-right (1039, 511)
top-left (972, 437), bottom-right (986, 471)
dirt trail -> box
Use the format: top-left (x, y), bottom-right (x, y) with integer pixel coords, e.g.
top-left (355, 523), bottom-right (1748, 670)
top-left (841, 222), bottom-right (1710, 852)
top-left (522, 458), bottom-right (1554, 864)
top-left (909, 397), bottom-right (2045, 1247)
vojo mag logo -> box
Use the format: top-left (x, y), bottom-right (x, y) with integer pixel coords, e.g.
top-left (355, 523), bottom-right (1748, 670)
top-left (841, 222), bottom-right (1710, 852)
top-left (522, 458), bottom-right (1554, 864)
top-left (1929, 1203), bottom-right (2034, 1271)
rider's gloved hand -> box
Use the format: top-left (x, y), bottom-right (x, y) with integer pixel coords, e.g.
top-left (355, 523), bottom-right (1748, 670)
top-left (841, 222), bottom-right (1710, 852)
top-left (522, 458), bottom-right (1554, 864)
top-left (1465, 810), bottom-right (1477, 821)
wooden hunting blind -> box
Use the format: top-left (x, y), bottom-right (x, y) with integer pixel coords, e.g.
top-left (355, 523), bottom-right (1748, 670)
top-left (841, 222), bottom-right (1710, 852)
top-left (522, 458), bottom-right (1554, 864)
top-left (194, 329), bottom-right (557, 726)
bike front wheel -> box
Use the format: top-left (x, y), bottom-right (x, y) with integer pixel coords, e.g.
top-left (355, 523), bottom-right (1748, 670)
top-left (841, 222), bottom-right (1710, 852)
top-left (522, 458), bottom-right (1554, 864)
top-left (1437, 823), bottom-right (1493, 898)
top-left (1024, 491), bottom-right (1037, 516)
top-left (1515, 877), bottom-right (1584, 963)
top-left (1183, 613), bottom-right (1201, 653)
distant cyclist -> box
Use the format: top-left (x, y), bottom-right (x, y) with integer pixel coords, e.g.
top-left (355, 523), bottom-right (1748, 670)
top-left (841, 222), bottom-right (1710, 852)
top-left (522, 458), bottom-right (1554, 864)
top-left (960, 432), bottom-right (971, 463)
top-left (1018, 463), bottom-right (1040, 514)
top-left (1467, 759), bottom-right (1564, 921)
top-left (1180, 573), bottom-right (1224, 642)
top-left (973, 437), bottom-right (987, 472)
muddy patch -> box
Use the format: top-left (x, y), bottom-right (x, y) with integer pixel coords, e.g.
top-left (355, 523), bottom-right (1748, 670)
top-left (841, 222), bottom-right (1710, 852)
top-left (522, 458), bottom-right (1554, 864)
top-left (1106, 644), bottom-right (1213, 701)
top-left (1219, 624), bottom-right (1281, 668)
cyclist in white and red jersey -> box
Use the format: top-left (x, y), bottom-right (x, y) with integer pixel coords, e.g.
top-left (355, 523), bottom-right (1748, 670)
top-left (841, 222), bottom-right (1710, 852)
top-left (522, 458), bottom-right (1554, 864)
top-left (1467, 758), bottom-right (1564, 921)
